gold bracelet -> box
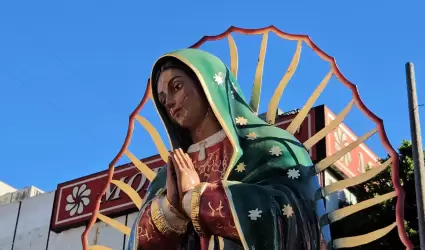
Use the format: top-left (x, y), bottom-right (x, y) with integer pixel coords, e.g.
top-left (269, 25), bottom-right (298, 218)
top-left (151, 197), bottom-right (187, 235)
top-left (190, 183), bottom-right (208, 236)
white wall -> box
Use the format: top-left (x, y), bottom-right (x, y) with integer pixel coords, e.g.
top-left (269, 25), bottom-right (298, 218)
top-left (48, 226), bottom-right (86, 250)
top-left (0, 202), bottom-right (20, 250)
top-left (0, 182), bottom-right (17, 205)
top-left (13, 192), bottom-right (55, 250)
top-left (47, 214), bottom-right (136, 250)
top-left (87, 215), bottom-right (126, 250)
top-left (0, 182), bottom-right (16, 196)
top-left (0, 192), bottom-right (141, 250)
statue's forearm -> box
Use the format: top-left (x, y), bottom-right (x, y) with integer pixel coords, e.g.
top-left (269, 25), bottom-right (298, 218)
top-left (136, 199), bottom-right (185, 249)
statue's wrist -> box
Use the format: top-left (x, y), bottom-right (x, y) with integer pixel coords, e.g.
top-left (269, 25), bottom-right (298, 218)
top-left (163, 196), bottom-right (189, 221)
top-left (151, 196), bottom-right (188, 235)
top-left (166, 195), bottom-right (181, 214)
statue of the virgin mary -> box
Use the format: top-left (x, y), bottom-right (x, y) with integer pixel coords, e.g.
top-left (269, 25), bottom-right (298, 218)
top-left (126, 48), bottom-right (328, 250)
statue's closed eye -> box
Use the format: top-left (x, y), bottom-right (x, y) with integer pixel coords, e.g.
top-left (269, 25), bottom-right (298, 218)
top-left (172, 82), bottom-right (183, 91)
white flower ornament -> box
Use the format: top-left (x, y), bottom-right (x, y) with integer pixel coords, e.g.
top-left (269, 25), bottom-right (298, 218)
top-left (235, 162), bottom-right (246, 172)
top-left (246, 132), bottom-right (257, 140)
top-left (213, 72), bottom-right (225, 85)
top-left (282, 204), bottom-right (294, 218)
top-left (235, 116), bottom-right (248, 126)
top-left (248, 208), bottom-right (262, 220)
top-left (65, 184), bottom-right (91, 217)
top-left (287, 169), bottom-right (300, 180)
top-left (269, 146), bottom-right (282, 156)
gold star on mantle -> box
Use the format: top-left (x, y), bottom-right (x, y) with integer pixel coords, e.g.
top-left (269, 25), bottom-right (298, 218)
top-left (235, 116), bottom-right (248, 126)
top-left (282, 204), bottom-right (294, 218)
top-left (269, 146), bottom-right (282, 156)
top-left (235, 162), bottom-right (246, 172)
top-left (246, 132), bottom-right (257, 140)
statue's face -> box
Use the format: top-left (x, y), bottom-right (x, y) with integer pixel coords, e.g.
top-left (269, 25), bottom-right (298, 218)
top-left (157, 68), bottom-right (209, 129)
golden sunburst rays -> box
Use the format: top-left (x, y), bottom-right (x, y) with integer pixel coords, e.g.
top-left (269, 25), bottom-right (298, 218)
top-left (322, 159), bottom-right (392, 196)
top-left (86, 208), bottom-right (132, 249)
top-left (326, 191), bottom-right (397, 225)
top-left (249, 31), bottom-right (269, 114)
top-left (124, 150), bottom-right (156, 181)
top-left (227, 34), bottom-right (238, 79)
top-left (194, 28), bottom-right (410, 248)
top-left (219, 29), bottom-right (401, 249)
top-left (266, 40), bottom-right (302, 124)
top-left (110, 180), bottom-right (143, 209)
top-left (328, 194), bottom-right (398, 248)
top-left (312, 126), bottom-right (399, 248)
top-left (85, 89), bottom-right (172, 249)
top-left (223, 31), bottom-right (370, 176)
top-left (83, 27), bottom-right (412, 249)
top-left (320, 191), bottom-right (398, 248)
top-left (315, 128), bottom-right (378, 174)
top-left (333, 222), bottom-right (397, 249)
top-left (87, 179), bottom-right (144, 242)
top-left (134, 115), bottom-right (170, 163)
top-left (303, 99), bottom-right (355, 150)
top-left (316, 159), bottom-right (397, 249)
top-left (286, 69), bottom-right (334, 134)
top-left (97, 213), bottom-right (132, 235)
top-left (88, 245), bottom-right (113, 250)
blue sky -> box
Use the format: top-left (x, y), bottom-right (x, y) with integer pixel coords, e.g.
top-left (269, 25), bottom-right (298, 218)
top-left (0, 1), bottom-right (424, 192)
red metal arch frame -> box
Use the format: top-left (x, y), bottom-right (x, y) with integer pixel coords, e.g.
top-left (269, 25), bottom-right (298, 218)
top-left (81, 26), bottom-right (413, 250)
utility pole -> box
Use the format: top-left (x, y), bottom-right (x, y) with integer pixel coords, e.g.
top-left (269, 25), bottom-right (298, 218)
top-left (406, 62), bottom-right (425, 250)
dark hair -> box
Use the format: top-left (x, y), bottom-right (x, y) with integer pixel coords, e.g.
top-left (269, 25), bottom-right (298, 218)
top-left (154, 58), bottom-right (199, 86)
top-left (152, 57), bottom-right (204, 151)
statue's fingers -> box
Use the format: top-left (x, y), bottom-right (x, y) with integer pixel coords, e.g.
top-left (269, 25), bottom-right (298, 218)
top-left (183, 152), bottom-right (195, 170)
top-left (174, 150), bottom-right (189, 178)
top-left (171, 152), bottom-right (182, 173)
top-left (177, 149), bottom-right (194, 171)
top-left (176, 149), bottom-right (189, 170)
top-left (171, 153), bottom-right (183, 195)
